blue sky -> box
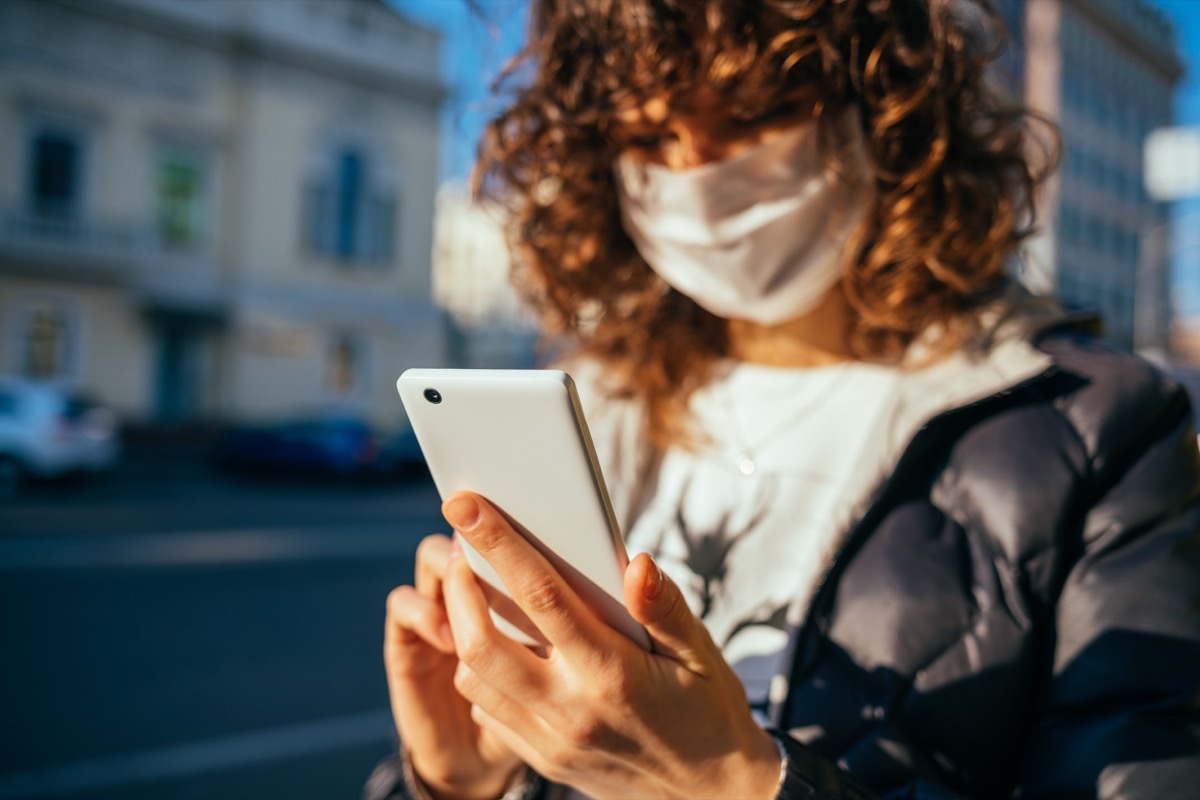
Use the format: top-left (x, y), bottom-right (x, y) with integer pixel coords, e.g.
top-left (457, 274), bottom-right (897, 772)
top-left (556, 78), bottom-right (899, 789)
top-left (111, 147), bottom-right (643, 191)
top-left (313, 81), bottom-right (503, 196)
top-left (392, 0), bottom-right (528, 184)
top-left (1156, 0), bottom-right (1200, 317)
top-left (395, 0), bottom-right (1200, 318)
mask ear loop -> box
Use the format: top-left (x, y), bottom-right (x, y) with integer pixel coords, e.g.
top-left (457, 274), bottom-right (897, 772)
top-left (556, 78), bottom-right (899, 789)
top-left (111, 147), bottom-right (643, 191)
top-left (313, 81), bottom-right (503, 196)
top-left (612, 165), bottom-right (668, 301)
top-left (819, 105), bottom-right (869, 189)
top-left (614, 153), bottom-right (661, 211)
top-left (818, 106), bottom-right (874, 237)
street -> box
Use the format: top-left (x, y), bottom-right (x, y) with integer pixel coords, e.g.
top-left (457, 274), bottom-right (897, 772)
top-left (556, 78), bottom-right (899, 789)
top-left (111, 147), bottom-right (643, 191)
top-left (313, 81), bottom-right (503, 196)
top-left (0, 453), bottom-right (445, 800)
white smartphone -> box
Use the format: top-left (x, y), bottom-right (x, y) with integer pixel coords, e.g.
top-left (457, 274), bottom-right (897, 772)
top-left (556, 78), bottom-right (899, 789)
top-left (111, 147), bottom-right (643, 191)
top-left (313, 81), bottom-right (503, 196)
top-left (395, 368), bottom-right (651, 652)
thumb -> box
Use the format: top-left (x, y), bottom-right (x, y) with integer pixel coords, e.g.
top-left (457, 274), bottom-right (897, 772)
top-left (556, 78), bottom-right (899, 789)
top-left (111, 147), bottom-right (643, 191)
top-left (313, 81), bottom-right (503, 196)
top-left (624, 553), bottom-right (716, 672)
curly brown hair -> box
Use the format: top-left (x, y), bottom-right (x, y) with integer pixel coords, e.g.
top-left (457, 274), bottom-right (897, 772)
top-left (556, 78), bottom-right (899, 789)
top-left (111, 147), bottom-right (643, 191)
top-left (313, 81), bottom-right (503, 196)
top-left (473, 0), bottom-right (1057, 448)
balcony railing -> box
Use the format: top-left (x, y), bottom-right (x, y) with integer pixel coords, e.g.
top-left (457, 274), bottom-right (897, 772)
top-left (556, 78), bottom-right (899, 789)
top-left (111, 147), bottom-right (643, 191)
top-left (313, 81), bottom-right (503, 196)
top-left (0, 209), bottom-right (226, 308)
top-left (0, 209), bottom-right (148, 265)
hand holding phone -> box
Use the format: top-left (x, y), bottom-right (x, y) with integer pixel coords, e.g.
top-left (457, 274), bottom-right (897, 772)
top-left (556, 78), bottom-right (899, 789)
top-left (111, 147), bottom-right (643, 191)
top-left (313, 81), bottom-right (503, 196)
top-left (396, 368), bottom-right (651, 651)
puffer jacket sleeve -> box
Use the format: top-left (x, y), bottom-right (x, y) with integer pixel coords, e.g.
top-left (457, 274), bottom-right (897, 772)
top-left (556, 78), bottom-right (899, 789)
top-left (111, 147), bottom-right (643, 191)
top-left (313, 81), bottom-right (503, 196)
top-left (769, 352), bottom-right (1200, 800)
top-left (362, 753), bottom-right (410, 800)
top-left (362, 747), bottom-right (555, 800)
top-left (1014, 359), bottom-right (1200, 797)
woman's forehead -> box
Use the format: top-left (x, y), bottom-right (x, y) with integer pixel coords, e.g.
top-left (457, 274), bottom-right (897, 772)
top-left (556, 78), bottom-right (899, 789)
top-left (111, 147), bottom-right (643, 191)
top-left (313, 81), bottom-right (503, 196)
top-left (611, 84), bottom-right (823, 129)
top-left (614, 96), bottom-right (671, 127)
top-left (613, 88), bottom-right (732, 123)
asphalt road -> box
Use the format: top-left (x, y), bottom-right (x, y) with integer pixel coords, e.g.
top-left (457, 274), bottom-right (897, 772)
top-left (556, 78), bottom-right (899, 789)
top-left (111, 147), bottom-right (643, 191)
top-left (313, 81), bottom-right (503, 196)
top-left (0, 457), bottom-right (447, 800)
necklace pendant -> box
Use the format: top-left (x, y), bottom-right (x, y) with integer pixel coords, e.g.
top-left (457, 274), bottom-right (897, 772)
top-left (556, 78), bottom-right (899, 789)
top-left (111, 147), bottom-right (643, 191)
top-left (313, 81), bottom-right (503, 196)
top-left (738, 456), bottom-right (756, 476)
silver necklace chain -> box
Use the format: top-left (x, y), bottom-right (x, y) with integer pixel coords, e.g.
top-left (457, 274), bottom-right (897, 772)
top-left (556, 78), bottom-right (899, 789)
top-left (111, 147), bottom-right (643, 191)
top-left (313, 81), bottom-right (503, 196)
top-left (717, 363), bottom-right (854, 476)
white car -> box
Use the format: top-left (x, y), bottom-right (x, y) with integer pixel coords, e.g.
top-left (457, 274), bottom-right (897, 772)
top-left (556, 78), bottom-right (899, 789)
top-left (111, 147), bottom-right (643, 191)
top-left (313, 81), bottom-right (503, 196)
top-left (0, 377), bottom-right (121, 496)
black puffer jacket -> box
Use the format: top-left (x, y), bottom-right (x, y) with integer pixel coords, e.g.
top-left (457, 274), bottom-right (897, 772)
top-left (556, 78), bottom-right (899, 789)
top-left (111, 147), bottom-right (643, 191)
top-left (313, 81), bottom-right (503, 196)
top-left (367, 330), bottom-right (1200, 800)
top-left (768, 330), bottom-right (1200, 799)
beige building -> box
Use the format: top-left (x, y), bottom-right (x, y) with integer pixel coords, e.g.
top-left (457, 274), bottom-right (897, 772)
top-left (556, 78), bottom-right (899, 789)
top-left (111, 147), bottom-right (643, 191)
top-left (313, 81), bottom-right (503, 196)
top-left (431, 183), bottom-right (537, 369)
top-left (1022, 0), bottom-right (1182, 354)
top-left (0, 0), bottom-right (447, 429)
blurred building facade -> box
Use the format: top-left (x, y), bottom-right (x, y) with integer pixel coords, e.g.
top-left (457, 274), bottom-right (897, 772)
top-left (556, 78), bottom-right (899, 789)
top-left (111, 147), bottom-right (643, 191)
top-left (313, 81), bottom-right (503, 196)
top-left (0, 0), bottom-right (447, 429)
top-left (1022, 0), bottom-right (1182, 355)
top-left (431, 184), bottom-right (537, 368)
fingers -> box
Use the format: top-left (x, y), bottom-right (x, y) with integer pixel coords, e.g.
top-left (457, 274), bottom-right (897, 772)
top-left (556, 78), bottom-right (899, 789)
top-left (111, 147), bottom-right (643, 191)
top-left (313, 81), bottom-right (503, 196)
top-left (442, 491), bottom-right (623, 657)
top-left (386, 585), bottom-right (455, 655)
top-left (462, 668), bottom-right (638, 795)
top-left (415, 533), bottom-right (454, 598)
top-left (467, 704), bottom-right (554, 787)
top-left (389, 532), bottom-right (455, 657)
top-left (454, 662), bottom-right (576, 791)
top-left (453, 661), bottom-right (557, 750)
top-left (623, 553), bottom-right (716, 672)
top-left (442, 550), bottom-right (553, 706)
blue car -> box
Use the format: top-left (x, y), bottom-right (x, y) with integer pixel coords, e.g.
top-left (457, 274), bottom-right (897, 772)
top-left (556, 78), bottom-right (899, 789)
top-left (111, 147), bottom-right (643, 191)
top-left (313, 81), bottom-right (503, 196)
top-left (214, 417), bottom-right (384, 477)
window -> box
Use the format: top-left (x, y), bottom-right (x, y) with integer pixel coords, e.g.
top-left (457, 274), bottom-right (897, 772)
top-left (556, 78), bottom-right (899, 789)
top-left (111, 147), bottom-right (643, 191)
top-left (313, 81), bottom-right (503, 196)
top-left (29, 130), bottom-right (81, 220)
top-left (1107, 288), bottom-right (1130, 340)
top-left (158, 152), bottom-right (206, 250)
top-left (22, 304), bottom-right (72, 380)
top-left (336, 150), bottom-right (363, 259)
top-left (1066, 77), bottom-right (1082, 114)
top-left (1108, 224), bottom-right (1123, 258)
top-left (1085, 215), bottom-right (1105, 252)
top-left (1087, 155), bottom-right (1106, 189)
top-left (326, 333), bottom-right (366, 399)
top-left (1058, 271), bottom-right (1081, 308)
top-left (1058, 208), bottom-right (1073, 245)
top-left (307, 146), bottom-right (396, 265)
top-left (1065, 149), bottom-right (1083, 180)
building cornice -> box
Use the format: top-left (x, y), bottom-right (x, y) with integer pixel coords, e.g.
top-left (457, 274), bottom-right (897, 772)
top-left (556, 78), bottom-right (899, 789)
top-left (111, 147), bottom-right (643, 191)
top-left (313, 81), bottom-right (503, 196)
top-left (1064, 0), bottom-right (1184, 81)
top-left (46, 0), bottom-right (447, 106)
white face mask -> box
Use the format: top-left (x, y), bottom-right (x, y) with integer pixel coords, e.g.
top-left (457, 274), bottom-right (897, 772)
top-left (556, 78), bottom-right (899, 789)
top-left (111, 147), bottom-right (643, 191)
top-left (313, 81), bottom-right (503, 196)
top-left (613, 108), bottom-right (870, 324)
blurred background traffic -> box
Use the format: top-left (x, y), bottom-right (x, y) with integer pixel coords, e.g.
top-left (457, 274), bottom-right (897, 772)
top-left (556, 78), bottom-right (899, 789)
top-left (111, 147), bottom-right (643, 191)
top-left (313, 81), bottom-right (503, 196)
top-left (0, 0), bottom-right (1197, 797)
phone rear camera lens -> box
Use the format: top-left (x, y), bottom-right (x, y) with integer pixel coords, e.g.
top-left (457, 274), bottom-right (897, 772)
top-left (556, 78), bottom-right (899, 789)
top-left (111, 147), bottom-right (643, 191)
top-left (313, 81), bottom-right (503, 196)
top-left (423, 388), bottom-right (442, 404)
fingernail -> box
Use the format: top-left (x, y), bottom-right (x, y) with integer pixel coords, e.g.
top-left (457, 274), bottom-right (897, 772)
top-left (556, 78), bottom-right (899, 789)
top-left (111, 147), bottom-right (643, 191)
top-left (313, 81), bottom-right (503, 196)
top-left (443, 495), bottom-right (480, 531)
top-left (643, 558), bottom-right (663, 601)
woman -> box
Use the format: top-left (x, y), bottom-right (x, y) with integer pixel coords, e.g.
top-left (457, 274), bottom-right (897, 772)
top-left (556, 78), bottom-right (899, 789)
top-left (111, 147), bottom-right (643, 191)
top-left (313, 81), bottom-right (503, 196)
top-left (369, 1), bottom-right (1200, 798)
